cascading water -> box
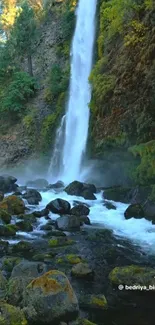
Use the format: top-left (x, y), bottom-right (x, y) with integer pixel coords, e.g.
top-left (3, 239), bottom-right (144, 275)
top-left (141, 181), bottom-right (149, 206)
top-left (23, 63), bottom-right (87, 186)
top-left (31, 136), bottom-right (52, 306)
top-left (49, 0), bottom-right (97, 183)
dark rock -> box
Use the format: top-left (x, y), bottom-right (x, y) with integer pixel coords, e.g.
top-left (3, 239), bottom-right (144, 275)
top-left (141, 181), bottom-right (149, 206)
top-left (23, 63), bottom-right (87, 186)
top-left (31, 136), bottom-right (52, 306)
top-left (82, 190), bottom-right (96, 200)
top-left (16, 213), bottom-right (36, 224)
top-left (46, 198), bottom-right (71, 214)
top-left (0, 240), bottom-right (9, 256)
top-left (33, 208), bottom-right (49, 218)
top-left (0, 271), bottom-right (7, 299)
top-left (143, 200), bottom-right (155, 223)
top-left (65, 181), bottom-right (96, 198)
top-left (109, 265), bottom-right (155, 286)
top-left (70, 204), bottom-right (90, 216)
top-left (124, 204), bottom-right (145, 219)
top-left (103, 186), bottom-right (131, 203)
top-left (104, 201), bottom-right (116, 210)
top-left (26, 178), bottom-right (49, 188)
top-left (73, 200), bottom-right (91, 208)
top-left (23, 270), bottom-right (79, 324)
top-left (79, 294), bottom-right (108, 311)
top-left (56, 215), bottom-right (81, 231)
top-left (129, 186), bottom-right (151, 204)
top-left (0, 175), bottom-right (18, 193)
top-left (22, 189), bottom-right (42, 205)
top-left (40, 224), bottom-right (53, 231)
top-left (12, 241), bottom-right (33, 254)
top-left (83, 183), bottom-right (96, 194)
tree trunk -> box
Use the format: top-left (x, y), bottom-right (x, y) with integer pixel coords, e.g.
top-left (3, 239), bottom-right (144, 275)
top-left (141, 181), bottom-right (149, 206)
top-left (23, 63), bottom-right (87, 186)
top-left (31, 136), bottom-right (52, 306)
top-left (28, 55), bottom-right (33, 76)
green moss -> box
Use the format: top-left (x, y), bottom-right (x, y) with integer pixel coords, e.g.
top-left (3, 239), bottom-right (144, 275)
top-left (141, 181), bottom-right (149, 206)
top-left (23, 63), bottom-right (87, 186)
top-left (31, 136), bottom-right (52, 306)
top-left (90, 295), bottom-right (108, 309)
top-left (109, 265), bottom-right (155, 286)
top-left (129, 140), bottom-right (155, 185)
top-left (56, 254), bottom-right (83, 265)
top-left (0, 303), bottom-right (27, 325)
top-left (49, 237), bottom-right (74, 248)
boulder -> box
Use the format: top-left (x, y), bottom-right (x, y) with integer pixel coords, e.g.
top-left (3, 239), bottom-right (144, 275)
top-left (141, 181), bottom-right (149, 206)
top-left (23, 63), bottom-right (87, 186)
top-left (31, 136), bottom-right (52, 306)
top-left (56, 215), bottom-right (80, 231)
top-left (48, 237), bottom-right (74, 247)
top-left (0, 209), bottom-right (11, 224)
top-left (103, 186), bottom-right (131, 203)
top-left (82, 190), bottom-right (96, 200)
top-left (23, 270), bottom-right (79, 324)
top-left (0, 302), bottom-right (27, 325)
top-left (64, 181), bottom-right (96, 199)
top-left (0, 195), bottom-right (25, 214)
top-left (11, 260), bottom-right (47, 278)
top-left (26, 178), bottom-right (49, 188)
top-left (80, 216), bottom-right (91, 225)
top-left (16, 213), bottom-right (36, 223)
top-left (71, 263), bottom-right (94, 278)
top-left (70, 204), bottom-right (90, 216)
top-left (143, 200), bottom-right (155, 223)
top-left (0, 240), bottom-right (9, 256)
top-left (0, 175), bottom-right (18, 193)
top-left (22, 189), bottom-right (42, 205)
top-left (79, 294), bottom-right (108, 311)
top-left (12, 241), bottom-right (33, 254)
top-left (124, 204), bottom-right (145, 219)
top-left (109, 265), bottom-right (155, 286)
top-left (46, 198), bottom-right (71, 214)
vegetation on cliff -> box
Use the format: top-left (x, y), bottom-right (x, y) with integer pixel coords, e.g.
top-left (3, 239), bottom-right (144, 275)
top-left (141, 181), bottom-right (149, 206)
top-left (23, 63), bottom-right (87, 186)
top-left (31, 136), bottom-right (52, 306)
top-left (89, 0), bottom-right (155, 186)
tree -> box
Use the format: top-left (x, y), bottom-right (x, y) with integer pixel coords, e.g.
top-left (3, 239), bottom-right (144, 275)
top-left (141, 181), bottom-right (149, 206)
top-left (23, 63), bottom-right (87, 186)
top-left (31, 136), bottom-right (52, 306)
top-left (10, 1), bottom-right (37, 76)
top-left (0, 0), bottom-right (20, 37)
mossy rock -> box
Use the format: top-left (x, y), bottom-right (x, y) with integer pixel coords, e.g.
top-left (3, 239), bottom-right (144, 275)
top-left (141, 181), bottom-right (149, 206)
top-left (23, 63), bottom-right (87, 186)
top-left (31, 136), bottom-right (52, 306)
top-left (103, 201), bottom-right (116, 210)
top-left (7, 276), bottom-right (34, 307)
top-left (23, 270), bottom-right (79, 324)
top-left (16, 213), bottom-right (36, 223)
top-left (71, 263), bottom-right (94, 279)
top-left (0, 302), bottom-right (27, 325)
top-left (109, 265), bottom-right (155, 286)
top-left (56, 254), bottom-right (84, 265)
top-left (80, 294), bottom-right (108, 311)
top-left (124, 204), bottom-right (145, 219)
top-left (12, 241), bottom-right (33, 254)
top-left (0, 195), bottom-right (25, 215)
top-left (0, 209), bottom-right (11, 224)
top-left (48, 237), bottom-right (74, 248)
top-left (0, 225), bottom-right (17, 237)
top-left (1, 256), bottom-right (21, 273)
top-left (16, 220), bottom-right (33, 232)
top-left (103, 186), bottom-right (131, 203)
top-left (32, 252), bottom-right (56, 262)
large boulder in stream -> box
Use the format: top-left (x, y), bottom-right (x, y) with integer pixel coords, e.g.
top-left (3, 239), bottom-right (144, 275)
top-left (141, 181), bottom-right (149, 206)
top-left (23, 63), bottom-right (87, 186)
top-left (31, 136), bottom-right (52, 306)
top-left (46, 198), bottom-right (71, 214)
top-left (0, 195), bottom-right (25, 215)
top-left (64, 181), bottom-right (96, 200)
top-left (124, 204), bottom-right (145, 219)
top-left (47, 180), bottom-right (65, 190)
top-left (103, 186), bottom-right (131, 203)
top-left (70, 204), bottom-right (90, 216)
top-left (0, 175), bottom-right (18, 193)
top-left (23, 270), bottom-right (79, 324)
top-left (22, 189), bottom-right (42, 205)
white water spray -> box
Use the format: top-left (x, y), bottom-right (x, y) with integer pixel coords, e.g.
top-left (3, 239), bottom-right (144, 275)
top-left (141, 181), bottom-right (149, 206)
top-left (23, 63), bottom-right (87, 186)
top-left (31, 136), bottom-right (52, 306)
top-left (49, 0), bottom-right (97, 183)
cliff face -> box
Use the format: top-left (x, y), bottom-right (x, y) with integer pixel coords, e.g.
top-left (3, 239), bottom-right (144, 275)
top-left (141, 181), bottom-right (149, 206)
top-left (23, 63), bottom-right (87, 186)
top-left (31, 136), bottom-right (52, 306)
top-left (89, 0), bottom-right (155, 186)
top-left (0, 0), bottom-right (75, 169)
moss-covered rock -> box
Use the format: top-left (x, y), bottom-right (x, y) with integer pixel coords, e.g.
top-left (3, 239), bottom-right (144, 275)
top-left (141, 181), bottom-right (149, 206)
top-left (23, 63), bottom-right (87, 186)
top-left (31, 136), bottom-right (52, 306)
top-left (0, 224), bottom-right (17, 237)
top-left (103, 201), bottom-right (116, 210)
top-left (124, 204), bottom-right (145, 219)
top-left (0, 209), bottom-right (11, 224)
top-left (70, 204), bottom-right (90, 216)
top-left (22, 189), bottom-right (42, 205)
top-left (103, 186), bottom-right (131, 203)
top-left (80, 294), bottom-right (108, 311)
top-left (11, 260), bottom-right (47, 278)
top-left (71, 263), bottom-right (94, 279)
top-left (16, 213), bottom-right (36, 223)
top-left (7, 276), bottom-right (33, 307)
top-left (16, 220), bottom-right (33, 232)
top-left (48, 237), bottom-right (74, 248)
top-left (12, 241), bottom-right (33, 254)
top-left (56, 254), bottom-right (83, 265)
top-left (23, 270), bottom-right (79, 324)
top-left (0, 302), bottom-right (27, 325)
top-left (0, 195), bottom-right (25, 215)
top-left (1, 256), bottom-right (21, 273)
top-left (109, 265), bottom-right (155, 286)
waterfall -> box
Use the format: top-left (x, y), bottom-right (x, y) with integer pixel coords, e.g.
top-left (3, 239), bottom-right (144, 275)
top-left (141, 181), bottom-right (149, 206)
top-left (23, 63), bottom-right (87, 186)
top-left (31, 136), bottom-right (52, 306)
top-left (49, 0), bottom-right (97, 183)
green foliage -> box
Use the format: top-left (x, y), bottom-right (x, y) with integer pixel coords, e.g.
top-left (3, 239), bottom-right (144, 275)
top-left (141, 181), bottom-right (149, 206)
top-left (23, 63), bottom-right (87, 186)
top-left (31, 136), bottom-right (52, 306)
top-left (1, 71), bottom-right (36, 118)
top-left (129, 140), bottom-right (155, 185)
top-left (144, 0), bottom-right (154, 9)
top-left (124, 20), bottom-right (147, 47)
